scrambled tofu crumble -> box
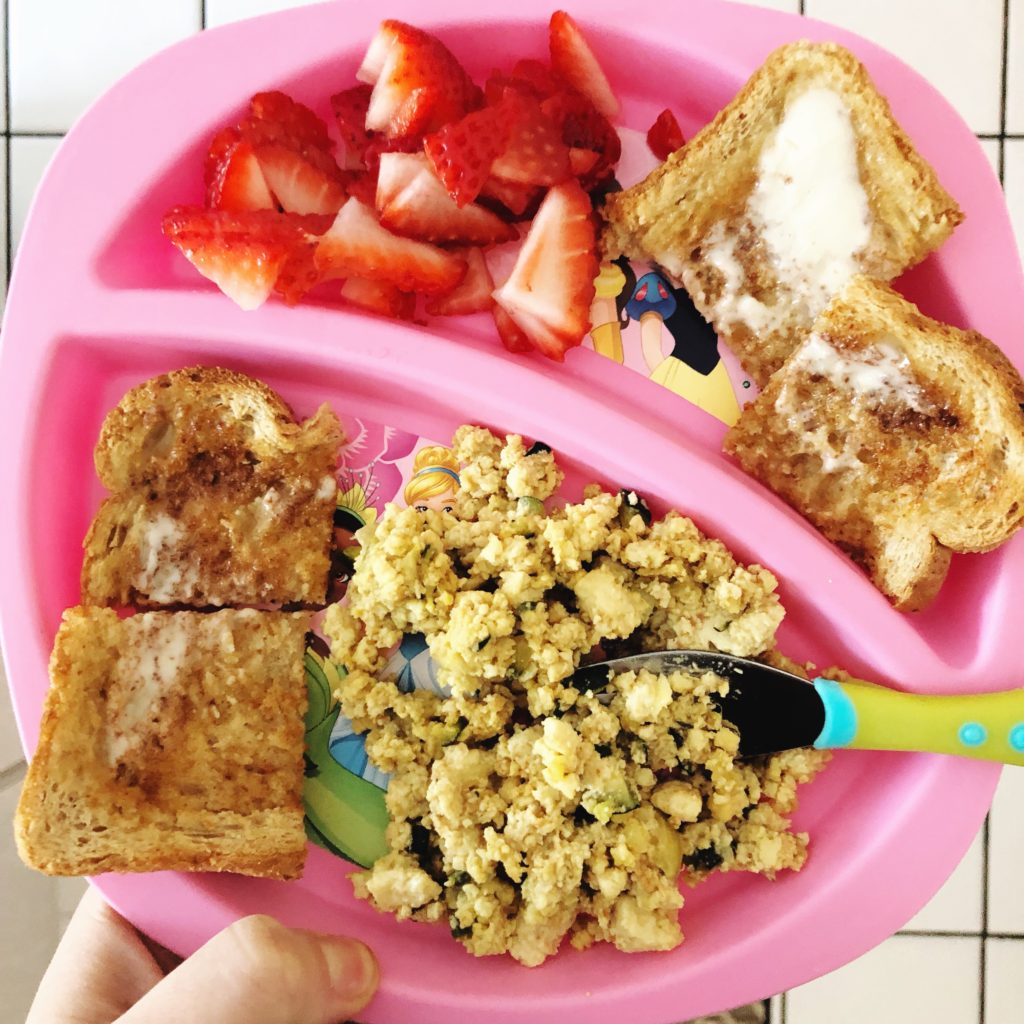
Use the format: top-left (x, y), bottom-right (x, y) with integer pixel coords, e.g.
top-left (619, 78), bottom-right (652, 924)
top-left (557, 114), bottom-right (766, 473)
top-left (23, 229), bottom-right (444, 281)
top-left (324, 426), bottom-right (829, 966)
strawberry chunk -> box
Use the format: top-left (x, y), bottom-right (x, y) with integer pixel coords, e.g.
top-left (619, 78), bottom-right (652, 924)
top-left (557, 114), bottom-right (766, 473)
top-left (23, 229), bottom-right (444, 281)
top-left (377, 152), bottom-right (517, 246)
top-left (314, 197), bottom-right (467, 294)
top-left (162, 206), bottom-right (307, 310)
top-left (254, 142), bottom-right (346, 216)
top-left (273, 215), bottom-right (335, 305)
top-left (361, 132), bottom-right (423, 174)
top-left (647, 108), bottom-right (685, 161)
top-left (331, 84), bottom-right (374, 168)
top-left (341, 169), bottom-right (380, 206)
top-left (205, 128), bottom-right (275, 211)
top-left (490, 90), bottom-right (570, 187)
top-left (426, 248), bottom-right (494, 315)
top-left (357, 20), bottom-right (480, 141)
top-left (274, 239), bottom-right (320, 306)
top-left (541, 88), bottom-right (620, 189)
top-left (568, 147), bottom-right (600, 177)
top-left (479, 177), bottom-right (543, 218)
top-left (424, 103), bottom-right (512, 207)
top-left (493, 305), bottom-right (533, 353)
top-left (242, 91), bottom-right (334, 155)
top-left (492, 179), bottom-right (597, 361)
top-left (549, 11), bottom-right (620, 120)
top-left (510, 58), bottom-right (564, 98)
top-left (340, 276), bottom-right (417, 319)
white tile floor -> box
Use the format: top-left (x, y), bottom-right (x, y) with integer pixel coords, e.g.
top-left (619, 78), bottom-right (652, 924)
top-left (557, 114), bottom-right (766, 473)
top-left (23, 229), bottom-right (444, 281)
top-left (2, 2), bottom-right (1023, 1023)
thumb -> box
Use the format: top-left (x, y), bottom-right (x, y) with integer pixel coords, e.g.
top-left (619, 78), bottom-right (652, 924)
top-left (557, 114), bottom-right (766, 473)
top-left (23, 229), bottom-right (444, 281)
top-left (118, 915), bottom-right (378, 1024)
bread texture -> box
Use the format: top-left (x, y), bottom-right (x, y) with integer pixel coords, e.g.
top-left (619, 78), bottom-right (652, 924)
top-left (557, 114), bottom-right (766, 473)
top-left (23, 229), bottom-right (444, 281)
top-left (724, 276), bottom-right (1024, 610)
top-left (81, 366), bottom-right (342, 608)
top-left (601, 42), bottom-right (962, 386)
top-left (15, 607), bottom-right (310, 878)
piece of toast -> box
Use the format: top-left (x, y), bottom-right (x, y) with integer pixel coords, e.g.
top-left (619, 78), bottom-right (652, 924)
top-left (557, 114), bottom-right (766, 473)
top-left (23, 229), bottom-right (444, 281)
top-left (601, 42), bottom-right (962, 386)
top-left (81, 367), bottom-right (342, 608)
top-left (15, 607), bottom-right (310, 878)
top-left (724, 275), bottom-right (1024, 610)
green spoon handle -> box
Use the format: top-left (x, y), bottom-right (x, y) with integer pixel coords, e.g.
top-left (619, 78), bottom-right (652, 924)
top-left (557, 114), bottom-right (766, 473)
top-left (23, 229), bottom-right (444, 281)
top-left (812, 677), bottom-right (1024, 766)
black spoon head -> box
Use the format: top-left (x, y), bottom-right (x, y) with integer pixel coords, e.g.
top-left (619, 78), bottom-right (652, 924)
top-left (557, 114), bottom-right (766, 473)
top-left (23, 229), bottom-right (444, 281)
top-left (571, 650), bottom-right (826, 757)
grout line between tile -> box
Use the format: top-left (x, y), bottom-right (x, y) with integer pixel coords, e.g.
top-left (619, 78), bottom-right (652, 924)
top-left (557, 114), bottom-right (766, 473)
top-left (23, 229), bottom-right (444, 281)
top-left (4, 0), bottom-right (10, 288)
top-left (0, 758), bottom-right (26, 789)
top-left (999, 0), bottom-right (1010, 181)
top-left (4, 130), bottom-right (64, 139)
top-left (899, 929), bottom-right (988, 939)
top-left (780, 990), bottom-right (787, 1024)
top-left (200, 0), bottom-right (206, 31)
top-left (798, 0), bottom-right (805, 15)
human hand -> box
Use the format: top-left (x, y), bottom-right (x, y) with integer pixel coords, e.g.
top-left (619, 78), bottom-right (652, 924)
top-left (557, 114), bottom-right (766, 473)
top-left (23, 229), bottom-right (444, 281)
top-left (27, 886), bottom-right (378, 1024)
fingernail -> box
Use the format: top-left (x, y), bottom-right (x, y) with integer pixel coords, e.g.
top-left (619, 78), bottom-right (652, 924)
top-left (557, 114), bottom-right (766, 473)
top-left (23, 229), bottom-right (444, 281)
top-left (319, 936), bottom-right (378, 1007)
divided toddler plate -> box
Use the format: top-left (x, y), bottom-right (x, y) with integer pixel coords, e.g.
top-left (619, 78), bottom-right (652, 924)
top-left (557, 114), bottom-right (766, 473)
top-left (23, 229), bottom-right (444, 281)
top-left (2, 1), bottom-right (1022, 1021)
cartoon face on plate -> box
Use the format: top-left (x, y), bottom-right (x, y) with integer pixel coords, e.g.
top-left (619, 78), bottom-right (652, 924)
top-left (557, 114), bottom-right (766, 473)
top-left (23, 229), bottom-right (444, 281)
top-left (403, 445), bottom-right (461, 512)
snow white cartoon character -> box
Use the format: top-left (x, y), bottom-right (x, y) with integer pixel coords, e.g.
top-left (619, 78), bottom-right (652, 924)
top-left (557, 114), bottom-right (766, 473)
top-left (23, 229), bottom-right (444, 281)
top-left (588, 260), bottom-right (629, 363)
top-left (593, 257), bottom-right (742, 426)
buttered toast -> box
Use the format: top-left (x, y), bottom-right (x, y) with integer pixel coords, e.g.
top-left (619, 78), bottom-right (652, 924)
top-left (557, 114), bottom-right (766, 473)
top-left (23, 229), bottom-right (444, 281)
top-left (15, 607), bottom-right (310, 878)
top-left (81, 367), bottom-right (342, 607)
top-left (724, 276), bottom-right (1024, 610)
top-left (601, 42), bottom-right (962, 386)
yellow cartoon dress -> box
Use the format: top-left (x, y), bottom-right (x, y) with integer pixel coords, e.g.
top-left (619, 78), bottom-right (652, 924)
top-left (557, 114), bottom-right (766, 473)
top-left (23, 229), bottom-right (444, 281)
top-left (629, 271), bottom-right (741, 426)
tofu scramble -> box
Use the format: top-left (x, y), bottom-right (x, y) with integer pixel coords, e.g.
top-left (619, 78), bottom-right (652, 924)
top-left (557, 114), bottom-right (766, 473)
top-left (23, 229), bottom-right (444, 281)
top-left (324, 426), bottom-right (829, 966)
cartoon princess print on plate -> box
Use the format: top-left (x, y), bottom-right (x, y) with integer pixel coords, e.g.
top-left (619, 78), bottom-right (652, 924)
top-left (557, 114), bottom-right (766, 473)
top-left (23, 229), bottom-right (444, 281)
top-left (303, 425), bottom-right (458, 866)
top-left (588, 255), bottom-right (748, 426)
top-left (386, 444), bottom-right (459, 698)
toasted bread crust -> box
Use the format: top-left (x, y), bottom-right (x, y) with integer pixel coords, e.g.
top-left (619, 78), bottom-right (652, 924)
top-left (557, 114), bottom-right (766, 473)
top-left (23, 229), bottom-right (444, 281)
top-left (15, 607), bottom-right (310, 878)
top-left (81, 367), bottom-right (342, 607)
top-left (601, 42), bottom-right (962, 385)
top-left (725, 276), bottom-right (1024, 609)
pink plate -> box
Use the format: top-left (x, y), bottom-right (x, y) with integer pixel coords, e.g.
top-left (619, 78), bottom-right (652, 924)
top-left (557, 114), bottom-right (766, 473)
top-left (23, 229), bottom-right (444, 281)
top-left (2, 1), bottom-right (1022, 1021)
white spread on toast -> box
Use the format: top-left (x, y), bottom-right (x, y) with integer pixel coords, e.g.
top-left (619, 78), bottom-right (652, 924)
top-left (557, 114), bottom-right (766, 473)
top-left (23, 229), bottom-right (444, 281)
top-left (701, 87), bottom-right (871, 334)
top-left (107, 616), bottom-right (192, 761)
top-left (136, 514), bottom-right (197, 602)
top-left (790, 332), bottom-right (929, 410)
top-left (774, 331), bottom-right (932, 473)
top-left (701, 224), bottom-right (774, 331)
top-left (315, 474), bottom-right (337, 501)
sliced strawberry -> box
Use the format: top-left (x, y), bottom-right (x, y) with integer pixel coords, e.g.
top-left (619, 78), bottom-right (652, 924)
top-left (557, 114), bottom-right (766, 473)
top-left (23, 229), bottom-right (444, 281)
top-left (541, 88), bottom-right (620, 189)
top-left (376, 152), bottom-right (517, 246)
top-left (493, 305), bottom-right (533, 353)
top-left (205, 127), bottom-right (242, 188)
top-left (549, 11), bottom-right (620, 120)
top-left (341, 169), bottom-right (380, 206)
top-left (568, 147), bottom-right (600, 177)
top-left (492, 179), bottom-right (597, 361)
top-left (357, 20), bottom-right (480, 141)
top-left (244, 91), bottom-right (334, 153)
top-left (162, 206), bottom-right (306, 310)
top-left (361, 132), bottom-right (423, 174)
top-left (254, 142), bottom-right (346, 216)
top-left (331, 84), bottom-right (374, 168)
top-left (340, 276), bottom-right (417, 319)
top-left (490, 90), bottom-right (570, 187)
top-left (314, 197), bottom-right (467, 294)
top-left (274, 239), bottom-right (320, 305)
top-left (425, 247), bottom-right (494, 315)
top-left (205, 129), bottom-right (275, 211)
top-left (272, 214), bottom-right (333, 305)
top-left (424, 103), bottom-right (512, 207)
top-left (647, 108), bottom-right (685, 162)
top-left (510, 58), bottom-right (564, 98)
top-left (479, 177), bottom-right (543, 218)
